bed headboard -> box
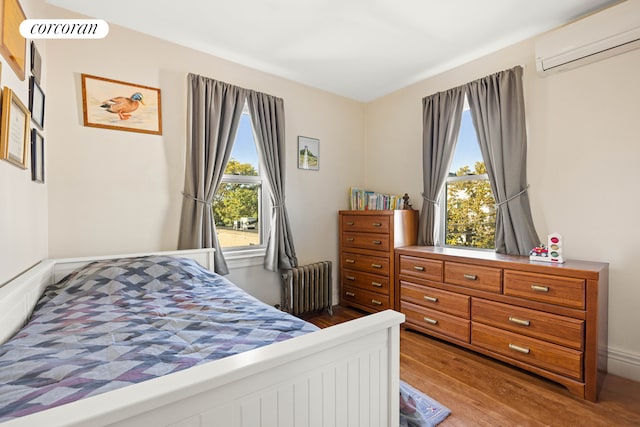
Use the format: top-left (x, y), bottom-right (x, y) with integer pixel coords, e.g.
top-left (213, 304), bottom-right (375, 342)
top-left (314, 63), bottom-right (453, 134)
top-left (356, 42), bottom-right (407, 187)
top-left (0, 248), bottom-right (215, 345)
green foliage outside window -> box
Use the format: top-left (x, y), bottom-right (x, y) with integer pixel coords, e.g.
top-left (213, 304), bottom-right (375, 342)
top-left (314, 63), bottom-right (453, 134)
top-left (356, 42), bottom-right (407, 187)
top-left (446, 162), bottom-right (496, 249)
top-left (213, 159), bottom-right (259, 227)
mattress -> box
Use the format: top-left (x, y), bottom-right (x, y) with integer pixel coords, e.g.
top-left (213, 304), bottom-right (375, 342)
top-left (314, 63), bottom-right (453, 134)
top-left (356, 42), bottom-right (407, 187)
top-left (0, 255), bottom-right (318, 421)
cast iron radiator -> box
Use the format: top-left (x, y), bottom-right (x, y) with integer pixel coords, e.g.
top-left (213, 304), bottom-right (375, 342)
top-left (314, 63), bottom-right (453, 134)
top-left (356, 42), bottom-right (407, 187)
top-left (280, 261), bottom-right (333, 316)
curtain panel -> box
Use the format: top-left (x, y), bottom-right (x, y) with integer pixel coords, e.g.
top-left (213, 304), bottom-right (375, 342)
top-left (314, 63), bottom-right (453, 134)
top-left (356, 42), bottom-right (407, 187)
top-left (418, 87), bottom-right (465, 246)
top-left (177, 74), bottom-right (248, 274)
top-left (465, 66), bottom-right (539, 255)
top-left (246, 90), bottom-right (298, 271)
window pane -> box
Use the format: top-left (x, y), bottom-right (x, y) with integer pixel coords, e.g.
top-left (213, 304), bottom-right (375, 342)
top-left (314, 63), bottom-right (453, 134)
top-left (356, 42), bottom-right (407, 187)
top-left (226, 114), bottom-right (259, 175)
top-left (445, 177), bottom-right (495, 249)
top-left (214, 182), bottom-right (260, 248)
top-left (444, 100), bottom-right (496, 250)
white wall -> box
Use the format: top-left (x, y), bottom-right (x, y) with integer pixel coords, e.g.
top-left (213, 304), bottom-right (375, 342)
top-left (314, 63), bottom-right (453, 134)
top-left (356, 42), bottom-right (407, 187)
top-left (44, 5), bottom-right (364, 305)
top-left (364, 40), bottom-right (640, 380)
top-left (0, 0), bottom-right (48, 286)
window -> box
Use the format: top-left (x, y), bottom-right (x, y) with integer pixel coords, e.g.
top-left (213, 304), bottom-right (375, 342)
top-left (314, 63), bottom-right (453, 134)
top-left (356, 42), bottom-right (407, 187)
top-left (213, 105), bottom-right (268, 250)
top-left (442, 98), bottom-right (496, 250)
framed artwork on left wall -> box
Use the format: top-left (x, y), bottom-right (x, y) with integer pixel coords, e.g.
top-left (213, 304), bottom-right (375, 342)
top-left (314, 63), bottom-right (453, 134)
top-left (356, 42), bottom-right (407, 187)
top-left (0, 86), bottom-right (31, 169)
top-left (31, 129), bottom-right (44, 182)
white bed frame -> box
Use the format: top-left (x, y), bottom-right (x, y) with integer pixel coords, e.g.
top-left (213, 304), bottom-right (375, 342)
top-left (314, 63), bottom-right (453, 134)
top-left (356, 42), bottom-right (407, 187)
top-left (0, 249), bottom-right (404, 427)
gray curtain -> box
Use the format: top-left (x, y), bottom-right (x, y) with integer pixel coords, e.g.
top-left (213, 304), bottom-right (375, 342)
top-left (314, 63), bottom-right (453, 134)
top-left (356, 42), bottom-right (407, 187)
top-left (178, 74), bottom-right (247, 274)
top-left (418, 86), bottom-right (466, 245)
top-left (465, 66), bottom-right (539, 255)
top-left (246, 90), bottom-right (298, 271)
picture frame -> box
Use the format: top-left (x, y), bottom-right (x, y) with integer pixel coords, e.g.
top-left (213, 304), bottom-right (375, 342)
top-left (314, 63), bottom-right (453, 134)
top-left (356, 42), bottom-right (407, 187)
top-left (81, 73), bottom-right (163, 135)
top-left (30, 41), bottom-right (42, 83)
top-left (297, 136), bottom-right (319, 171)
top-left (30, 129), bottom-right (44, 183)
top-left (29, 76), bottom-right (45, 129)
top-left (0, 87), bottom-right (31, 169)
top-left (0, 0), bottom-right (27, 80)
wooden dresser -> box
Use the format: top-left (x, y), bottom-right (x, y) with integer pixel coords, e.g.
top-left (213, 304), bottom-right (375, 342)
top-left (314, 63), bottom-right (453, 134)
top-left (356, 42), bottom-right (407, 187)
top-left (339, 210), bottom-right (418, 313)
top-left (395, 246), bottom-right (608, 401)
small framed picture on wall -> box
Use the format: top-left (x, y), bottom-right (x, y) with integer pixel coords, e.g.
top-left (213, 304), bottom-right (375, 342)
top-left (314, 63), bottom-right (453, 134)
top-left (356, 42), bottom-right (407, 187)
top-left (29, 76), bottom-right (45, 129)
top-left (297, 136), bottom-right (319, 171)
top-left (31, 129), bottom-right (44, 183)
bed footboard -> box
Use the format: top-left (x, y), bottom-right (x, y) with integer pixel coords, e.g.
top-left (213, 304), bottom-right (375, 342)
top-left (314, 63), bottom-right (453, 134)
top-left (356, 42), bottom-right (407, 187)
top-left (2, 310), bottom-right (404, 427)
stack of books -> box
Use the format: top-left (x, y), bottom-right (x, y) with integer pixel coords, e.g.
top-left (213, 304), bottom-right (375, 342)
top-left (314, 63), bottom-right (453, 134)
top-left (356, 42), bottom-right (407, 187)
top-left (349, 187), bottom-right (404, 210)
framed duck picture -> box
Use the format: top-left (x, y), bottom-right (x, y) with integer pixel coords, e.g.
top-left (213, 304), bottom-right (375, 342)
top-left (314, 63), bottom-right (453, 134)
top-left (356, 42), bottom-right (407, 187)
top-left (81, 73), bottom-right (162, 135)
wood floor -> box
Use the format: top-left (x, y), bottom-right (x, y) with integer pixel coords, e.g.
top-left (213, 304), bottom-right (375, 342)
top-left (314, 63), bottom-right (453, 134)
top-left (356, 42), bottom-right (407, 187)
top-left (304, 306), bottom-right (640, 427)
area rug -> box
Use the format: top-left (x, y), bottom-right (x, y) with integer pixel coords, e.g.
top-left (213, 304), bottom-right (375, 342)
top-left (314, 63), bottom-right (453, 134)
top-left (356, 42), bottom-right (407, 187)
top-left (400, 380), bottom-right (451, 427)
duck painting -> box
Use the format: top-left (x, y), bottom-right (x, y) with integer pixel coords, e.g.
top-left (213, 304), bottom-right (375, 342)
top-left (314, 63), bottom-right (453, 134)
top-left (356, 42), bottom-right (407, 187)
top-left (100, 92), bottom-right (144, 120)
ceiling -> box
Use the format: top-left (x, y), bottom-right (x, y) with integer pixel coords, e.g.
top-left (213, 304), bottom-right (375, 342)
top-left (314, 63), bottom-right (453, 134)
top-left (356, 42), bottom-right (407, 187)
top-left (47, 0), bottom-right (619, 102)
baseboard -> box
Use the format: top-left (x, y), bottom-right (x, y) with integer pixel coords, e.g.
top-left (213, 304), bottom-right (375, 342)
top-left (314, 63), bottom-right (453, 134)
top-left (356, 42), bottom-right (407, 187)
top-left (607, 347), bottom-right (640, 382)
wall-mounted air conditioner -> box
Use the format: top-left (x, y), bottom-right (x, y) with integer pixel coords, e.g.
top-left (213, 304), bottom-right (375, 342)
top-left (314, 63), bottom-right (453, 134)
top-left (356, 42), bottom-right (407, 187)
top-left (535, 1), bottom-right (640, 74)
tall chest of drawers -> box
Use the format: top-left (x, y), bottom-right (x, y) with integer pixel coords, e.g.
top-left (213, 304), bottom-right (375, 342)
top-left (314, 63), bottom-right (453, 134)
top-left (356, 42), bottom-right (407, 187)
top-left (339, 210), bottom-right (418, 313)
top-left (395, 246), bottom-right (608, 401)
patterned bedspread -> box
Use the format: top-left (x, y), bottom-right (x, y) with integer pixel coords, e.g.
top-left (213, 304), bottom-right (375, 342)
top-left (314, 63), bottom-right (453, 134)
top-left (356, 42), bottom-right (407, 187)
top-left (0, 255), bottom-right (318, 422)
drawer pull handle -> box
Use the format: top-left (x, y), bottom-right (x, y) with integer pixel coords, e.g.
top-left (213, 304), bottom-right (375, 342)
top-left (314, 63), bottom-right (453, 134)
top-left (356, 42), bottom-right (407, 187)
top-left (531, 285), bottom-right (549, 293)
top-left (372, 240), bottom-right (382, 245)
top-left (345, 259), bottom-right (355, 264)
top-left (345, 291), bottom-right (355, 297)
top-left (346, 275), bottom-right (356, 281)
top-left (347, 238), bottom-right (355, 242)
top-left (423, 317), bottom-right (438, 325)
top-left (371, 281), bottom-right (383, 287)
top-left (371, 299), bottom-right (382, 306)
top-left (413, 266), bottom-right (425, 271)
top-left (508, 343), bottom-right (530, 354)
top-left (372, 222), bottom-right (382, 227)
top-left (463, 274), bottom-right (477, 280)
top-left (371, 263), bottom-right (383, 269)
top-left (423, 296), bottom-right (438, 303)
top-left (508, 316), bottom-right (531, 327)
top-left (346, 221), bottom-right (354, 226)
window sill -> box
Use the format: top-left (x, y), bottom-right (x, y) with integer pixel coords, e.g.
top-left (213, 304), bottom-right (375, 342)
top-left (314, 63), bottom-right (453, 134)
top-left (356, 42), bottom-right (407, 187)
top-left (223, 247), bottom-right (265, 269)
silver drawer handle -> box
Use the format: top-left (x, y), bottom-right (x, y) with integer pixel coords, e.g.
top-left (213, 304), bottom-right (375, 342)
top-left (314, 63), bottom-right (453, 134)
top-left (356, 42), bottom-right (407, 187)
top-left (371, 299), bottom-right (382, 306)
top-left (346, 238), bottom-right (355, 242)
top-left (531, 284), bottom-right (549, 292)
top-left (508, 316), bottom-right (531, 327)
top-left (423, 296), bottom-right (438, 303)
top-left (508, 343), bottom-right (530, 354)
top-left (346, 221), bottom-right (354, 226)
top-left (372, 222), bottom-right (382, 227)
top-left (345, 259), bottom-right (355, 264)
top-left (371, 263), bottom-right (383, 269)
top-left (345, 291), bottom-right (355, 297)
top-left (423, 317), bottom-right (438, 325)
top-left (371, 281), bottom-right (383, 287)
top-left (372, 240), bottom-right (382, 245)
top-left (463, 274), bottom-right (477, 280)
top-left (413, 266), bottom-right (425, 271)
top-left (345, 275), bottom-right (355, 281)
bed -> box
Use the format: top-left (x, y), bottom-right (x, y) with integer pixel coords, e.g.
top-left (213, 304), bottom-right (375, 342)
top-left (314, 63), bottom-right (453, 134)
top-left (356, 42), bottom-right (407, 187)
top-left (0, 249), bottom-right (404, 427)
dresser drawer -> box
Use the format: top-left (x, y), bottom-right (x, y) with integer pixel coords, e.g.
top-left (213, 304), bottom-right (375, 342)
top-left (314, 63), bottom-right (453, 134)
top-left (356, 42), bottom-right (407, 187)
top-left (342, 285), bottom-right (390, 311)
top-left (401, 281), bottom-right (470, 319)
top-left (342, 214), bottom-right (390, 233)
top-left (472, 323), bottom-right (583, 380)
top-left (398, 255), bottom-right (443, 282)
top-left (402, 301), bottom-right (470, 342)
top-left (343, 232), bottom-right (390, 252)
top-left (504, 270), bottom-right (585, 309)
top-left (472, 299), bottom-right (584, 350)
top-left (342, 252), bottom-right (389, 276)
top-left (444, 262), bottom-right (502, 293)
top-left (343, 269), bottom-right (390, 294)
